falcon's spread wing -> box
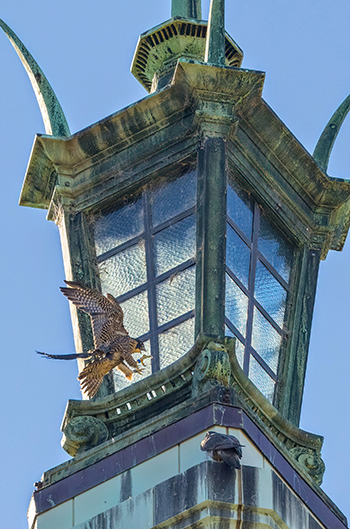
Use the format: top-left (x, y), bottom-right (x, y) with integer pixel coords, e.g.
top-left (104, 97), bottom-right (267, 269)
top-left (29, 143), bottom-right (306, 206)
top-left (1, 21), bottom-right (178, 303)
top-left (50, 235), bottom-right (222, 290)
top-left (60, 281), bottom-right (126, 348)
top-left (78, 355), bottom-right (120, 398)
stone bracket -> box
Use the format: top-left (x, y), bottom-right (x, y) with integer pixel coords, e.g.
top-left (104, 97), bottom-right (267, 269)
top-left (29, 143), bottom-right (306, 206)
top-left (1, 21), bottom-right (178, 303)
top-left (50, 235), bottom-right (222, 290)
top-left (61, 415), bottom-right (109, 457)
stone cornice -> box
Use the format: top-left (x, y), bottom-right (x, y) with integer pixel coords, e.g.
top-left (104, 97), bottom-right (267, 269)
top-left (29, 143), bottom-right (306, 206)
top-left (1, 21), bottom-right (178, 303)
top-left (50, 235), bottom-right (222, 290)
top-left (20, 60), bottom-right (350, 253)
top-left (32, 335), bottom-right (343, 523)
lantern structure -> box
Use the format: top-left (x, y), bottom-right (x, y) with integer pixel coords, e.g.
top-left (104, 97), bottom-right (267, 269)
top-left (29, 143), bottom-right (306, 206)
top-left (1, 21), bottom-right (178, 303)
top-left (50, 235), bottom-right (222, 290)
top-left (3, 1), bottom-right (350, 529)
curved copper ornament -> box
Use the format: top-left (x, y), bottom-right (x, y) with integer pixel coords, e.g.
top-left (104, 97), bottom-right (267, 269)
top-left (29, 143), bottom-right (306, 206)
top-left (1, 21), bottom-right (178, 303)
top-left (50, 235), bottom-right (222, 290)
top-left (0, 19), bottom-right (70, 137)
top-left (313, 93), bottom-right (350, 174)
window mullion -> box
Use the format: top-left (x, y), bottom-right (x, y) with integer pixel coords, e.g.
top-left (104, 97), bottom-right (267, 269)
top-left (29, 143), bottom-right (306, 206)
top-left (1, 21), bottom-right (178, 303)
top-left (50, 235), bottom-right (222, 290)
top-left (225, 317), bottom-right (246, 345)
top-left (143, 190), bottom-right (160, 371)
top-left (243, 203), bottom-right (260, 374)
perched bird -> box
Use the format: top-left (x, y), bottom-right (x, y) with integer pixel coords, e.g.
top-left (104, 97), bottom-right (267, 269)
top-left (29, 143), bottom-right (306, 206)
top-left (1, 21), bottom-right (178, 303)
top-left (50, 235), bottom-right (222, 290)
top-left (200, 431), bottom-right (244, 469)
top-left (37, 281), bottom-right (152, 398)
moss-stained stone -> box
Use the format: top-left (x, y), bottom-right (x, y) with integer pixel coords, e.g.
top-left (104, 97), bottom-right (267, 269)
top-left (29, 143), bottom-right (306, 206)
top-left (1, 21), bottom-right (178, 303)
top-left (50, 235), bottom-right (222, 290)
top-left (272, 471), bottom-right (310, 529)
top-left (74, 489), bottom-right (153, 529)
top-left (120, 469), bottom-right (132, 503)
top-left (50, 462), bottom-right (331, 529)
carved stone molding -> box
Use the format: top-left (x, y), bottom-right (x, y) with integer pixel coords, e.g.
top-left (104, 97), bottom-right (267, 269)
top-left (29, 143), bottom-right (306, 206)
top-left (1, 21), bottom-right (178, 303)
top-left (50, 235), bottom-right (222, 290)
top-left (289, 447), bottom-right (326, 486)
top-left (58, 334), bottom-right (325, 487)
top-left (192, 342), bottom-right (231, 395)
top-left (61, 415), bottom-right (109, 457)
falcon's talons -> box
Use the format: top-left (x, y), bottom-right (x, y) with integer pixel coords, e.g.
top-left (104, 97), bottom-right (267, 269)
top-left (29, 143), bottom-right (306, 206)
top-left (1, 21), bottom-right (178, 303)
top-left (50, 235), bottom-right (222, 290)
top-left (137, 354), bottom-right (153, 366)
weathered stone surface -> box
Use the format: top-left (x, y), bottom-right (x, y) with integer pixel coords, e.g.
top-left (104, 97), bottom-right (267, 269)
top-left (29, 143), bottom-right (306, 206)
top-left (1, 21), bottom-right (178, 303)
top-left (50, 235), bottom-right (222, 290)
top-left (61, 415), bottom-right (109, 457)
top-left (54, 337), bottom-right (328, 492)
top-left (59, 462), bottom-right (330, 529)
top-left (192, 342), bottom-right (231, 395)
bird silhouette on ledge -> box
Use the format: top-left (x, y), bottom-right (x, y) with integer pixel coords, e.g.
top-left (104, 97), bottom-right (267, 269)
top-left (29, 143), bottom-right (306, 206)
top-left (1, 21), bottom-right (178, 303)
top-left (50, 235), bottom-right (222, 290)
top-left (200, 431), bottom-right (244, 469)
top-left (37, 281), bottom-right (152, 398)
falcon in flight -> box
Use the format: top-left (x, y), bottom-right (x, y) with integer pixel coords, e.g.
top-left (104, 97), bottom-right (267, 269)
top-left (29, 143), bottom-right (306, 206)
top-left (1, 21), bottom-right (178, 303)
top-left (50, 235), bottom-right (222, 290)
top-left (200, 431), bottom-right (244, 469)
top-left (37, 281), bottom-right (151, 398)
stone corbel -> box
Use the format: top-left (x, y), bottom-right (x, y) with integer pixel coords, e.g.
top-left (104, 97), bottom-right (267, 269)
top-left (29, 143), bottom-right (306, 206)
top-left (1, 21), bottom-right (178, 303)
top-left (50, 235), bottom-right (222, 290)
top-left (289, 446), bottom-right (326, 486)
top-left (61, 415), bottom-right (109, 457)
top-left (192, 341), bottom-right (231, 396)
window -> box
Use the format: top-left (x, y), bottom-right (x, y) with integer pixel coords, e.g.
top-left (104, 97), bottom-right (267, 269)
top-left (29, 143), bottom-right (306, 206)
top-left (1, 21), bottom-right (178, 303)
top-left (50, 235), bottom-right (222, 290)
top-left (93, 169), bottom-right (197, 389)
top-left (225, 180), bottom-right (294, 402)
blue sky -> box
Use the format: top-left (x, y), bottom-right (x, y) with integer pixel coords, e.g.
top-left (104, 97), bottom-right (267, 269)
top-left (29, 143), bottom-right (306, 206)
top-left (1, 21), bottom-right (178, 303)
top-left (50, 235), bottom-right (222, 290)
top-left (0, 1), bottom-right (349, 527)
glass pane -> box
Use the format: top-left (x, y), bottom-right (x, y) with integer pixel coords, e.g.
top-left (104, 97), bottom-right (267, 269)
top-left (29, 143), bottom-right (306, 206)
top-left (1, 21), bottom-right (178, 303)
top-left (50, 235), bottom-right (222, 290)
top-left (94, 197), bottom-right (144, 256)
top-left (258, 214), bottom-right (293, 282)
top-left (120, 290), bottom-right (149, 338)
top-left (226, 224), bottom-right (251, 288)
top-left (156, 266), bottom-right (196, 325)
top-left (154, 215), bottom-right (196, 276)
top-left (225, 325), bottom-right (244, 369)
top-left (227, 182), bottom-right (253, 240)
top-left (151, 170), bottom-right (196, 227)
top-left (225, 274), bottom-right (248, 337)
top-left (159, 318), bottom-right (195, 369)
top-left (251, 308), bottom-right (281, 373)
top-left (249, 355), bottom-right (275, 403)
top-left (254, 260), bottom-right (287, 327)
top-left (113, 340), bottom-right (152, 391)
top-left (99, 241), bottom-right (147, 297)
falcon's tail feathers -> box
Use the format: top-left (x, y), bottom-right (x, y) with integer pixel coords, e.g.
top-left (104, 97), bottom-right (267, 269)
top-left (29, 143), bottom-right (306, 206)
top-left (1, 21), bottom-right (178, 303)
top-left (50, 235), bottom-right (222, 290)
top-left (36, 351), bottom-right (92, 360)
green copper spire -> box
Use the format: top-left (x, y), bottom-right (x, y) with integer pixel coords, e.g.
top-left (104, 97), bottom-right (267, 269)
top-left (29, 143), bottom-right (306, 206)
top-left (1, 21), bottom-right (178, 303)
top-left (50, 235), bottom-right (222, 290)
top-left (172, 0), bottom-right (201, 19)
top-left (0, 19), bottom-right (70, 137)
top-left (313, 93), bottom-right (350, 174)
top-left (205, 0), bottom-right (225, 65)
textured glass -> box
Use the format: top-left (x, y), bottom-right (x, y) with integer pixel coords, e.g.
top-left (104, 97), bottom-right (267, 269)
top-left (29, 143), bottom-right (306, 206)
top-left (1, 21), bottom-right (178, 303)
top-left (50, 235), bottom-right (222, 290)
top-left (227, 182), bottom-right (253, 240)
top-left (94, 197), bottom-right (144, 256)
top-left (255, 260), bottom-right (287, 327)
top-left (151, 170), bottom-right (196, 227)
top-left (258, 214), bottom-right (293, 282)
top-left (154, 215), bottom-right (196, 276)
top-left (226, 224), bottom-right (251, 288)
top-left (225, 326), bottom-right (245, 369)
top-left (249, 355), bottom-right (275, 403)
top-left (159, 318), bottom-right (195, 369)
top-left (225, 274), bottom-right (248, 337)
top-left (251, 308), bottom-right (281, 373)
top-left (156, 266), bottom-right (196, 325)
top-left (120, 290), bottom-right (149, 338)
top-left (113, 340), bottom-right (152, 391)
top-left (99, 241), bottom-right (147, 297)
